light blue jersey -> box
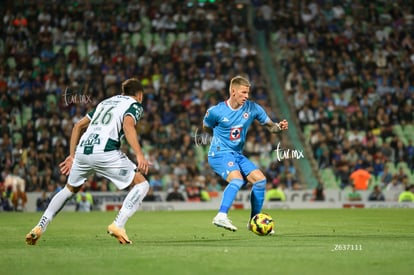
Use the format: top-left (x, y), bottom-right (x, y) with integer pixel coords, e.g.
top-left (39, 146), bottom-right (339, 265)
top-left (203, 100), bottom-right (270, 156)
top-left (205, 98), bottom-right (271, 220)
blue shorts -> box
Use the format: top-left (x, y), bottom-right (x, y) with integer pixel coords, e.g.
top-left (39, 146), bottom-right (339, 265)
top-left (208, 152), bottom-right (258, 181)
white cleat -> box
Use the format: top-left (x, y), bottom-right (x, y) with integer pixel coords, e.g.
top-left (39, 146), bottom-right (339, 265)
top-left (212, 216), bottom-right (238, 232)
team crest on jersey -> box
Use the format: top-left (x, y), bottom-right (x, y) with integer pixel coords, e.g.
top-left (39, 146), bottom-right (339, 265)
top-left (227, 161), bottom-right (234, 167)
top-left (243, 112), bottom-right (249, 119)
top-left (230, 127), bottom-right (242, 140)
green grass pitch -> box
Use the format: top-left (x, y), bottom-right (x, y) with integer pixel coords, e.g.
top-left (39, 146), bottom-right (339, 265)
top-left (1, 209), bottom-right (413, 275)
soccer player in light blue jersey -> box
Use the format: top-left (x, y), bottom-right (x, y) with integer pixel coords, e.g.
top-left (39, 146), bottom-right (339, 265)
top-left (203, 75), bottom-right (288, 232)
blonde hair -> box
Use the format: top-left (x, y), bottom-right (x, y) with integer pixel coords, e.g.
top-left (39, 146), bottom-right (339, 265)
top-left (229, 75), bottom-right (250, 93)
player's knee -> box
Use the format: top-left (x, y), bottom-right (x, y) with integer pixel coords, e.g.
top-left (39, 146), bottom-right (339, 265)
top-left (67, 184), bottom-right (81, 193)
top-left (230, 178), bottom-right (245, 189)
top-left (253, 179), bottom-right (266, 189)
top-left (129, 178), bottom-right (150, 192)
top-left (138, 180), bottom-right (150, 191)
top-left (131, 172), bottom-right (147, 186)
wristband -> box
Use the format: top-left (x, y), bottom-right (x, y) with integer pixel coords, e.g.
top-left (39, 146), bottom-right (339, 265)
top-left (270, 122), bottom-right (282, 133)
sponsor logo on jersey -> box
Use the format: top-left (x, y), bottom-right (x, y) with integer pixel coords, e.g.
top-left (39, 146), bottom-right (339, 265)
top-left (243, 112), bottom-right (249, 119)
top-left (80, 133), bottom-right (101, 146)
top-left (133, 104), bottom-right (144, 120)
top-left (230, 127), bottom-right (242, 140)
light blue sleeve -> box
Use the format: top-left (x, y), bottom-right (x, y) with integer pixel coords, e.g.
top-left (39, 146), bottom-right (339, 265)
top-left (203, 106), bottom-right (218, 128)
top-left (254, 102), bottom-right (271, 125)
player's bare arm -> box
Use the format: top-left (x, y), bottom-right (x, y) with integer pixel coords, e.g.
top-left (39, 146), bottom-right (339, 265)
top-left (123, 115), bottom-right (149, 175)
top-left (266, 119), bottom-right (289, 133)
top-left (59, 116), bottom-right (91, 176)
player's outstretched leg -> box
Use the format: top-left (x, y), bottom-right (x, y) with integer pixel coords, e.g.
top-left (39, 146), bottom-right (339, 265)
top-left (212, 178), bottom-right (244, 232)
top-left (250, 179), bottom-right (266, 219)
top-left (25, 186), bottom-right (74, 245)
top-left (108, 181), bottom-right (149, 244)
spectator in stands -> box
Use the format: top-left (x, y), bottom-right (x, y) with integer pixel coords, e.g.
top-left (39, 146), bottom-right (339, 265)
top-left (1, 185), bottom-right (13, 211)
top-left (336, 164), bottom-right (352, 190)
top-left (149, 173), bottom-right (164, 191)
top-left (143, 187), bottom-right (162, 202)
top-left (395, 167), bottom-right (408, 184)
top-left (76, 193), bottom-right (92, 212)
top-left (372, 157), bottom-right (385, 178)
top-left (380, 165), bottom-right (393, 188)
top-left (282, 170), bottom-right (302, 190)
top-left (265, 182), bottom-right (286, 202)
top-left (393, 139), bottom-right (407, 164)
top-left (36, 191), bottom-right (50, 211)
top-left (76, 189), bottom-right (94, 212)
top-left (385, 176), bottom-right (405, 193)
top-left (166, 182), bottom-right (185, 202)
top-left (345, 147), bottom-right (359, 169)
top-left (368, 185), bottom-right (385, 201)
top-left (406, 139), bottom-right (414, 172)
top-left (268, 0), bottom-right (414, 193)
top-left (349, 168), bottom-right (372, 191)
top-left (398, 185), bottom-right (414, 202)
top-left (318, 146), bottom-right (332, 169)
top-left (381, 142), bottom-right (395, 163)
top-left (1, 0), bottom-right (277, 202)
top-left (206, 176), bottom-right (222, 192)
top-left (8, 0), bottom-right (413, 203)
top-left (185, 179), bottom-right (201, 202)
top-left (298, 104), bottom-right (315, 128)
top-left (347, 184), bottom-right (362, 202)
top-left (312, 182), bottom-right (325, 201)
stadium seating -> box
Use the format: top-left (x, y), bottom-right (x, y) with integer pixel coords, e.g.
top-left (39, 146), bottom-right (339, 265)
top-left (267, 0), bottom-right (414, 190)
top-left (0, 1), bottom-right (280, 196)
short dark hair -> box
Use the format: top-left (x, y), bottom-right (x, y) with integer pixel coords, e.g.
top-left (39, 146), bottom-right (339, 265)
top-left (121, 78), bottom-right (144, 96)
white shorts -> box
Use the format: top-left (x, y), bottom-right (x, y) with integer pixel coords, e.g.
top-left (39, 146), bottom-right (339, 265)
top-left (68, 151), bottom-right (136, 190)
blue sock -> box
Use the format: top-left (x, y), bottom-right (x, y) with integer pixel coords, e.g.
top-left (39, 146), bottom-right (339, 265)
top-left (250, 179), bottom-right (266, 218)
top-left (219, 179), bottom-right (244, 213)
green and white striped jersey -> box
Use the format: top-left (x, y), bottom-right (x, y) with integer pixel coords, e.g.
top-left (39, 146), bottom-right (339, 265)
top-left (76, 95), bottom-right (144, 154)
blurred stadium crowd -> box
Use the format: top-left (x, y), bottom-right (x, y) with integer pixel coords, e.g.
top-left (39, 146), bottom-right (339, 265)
top-left (0, 0), bottom-right (296, 206)
top-left (267, 0), bottom-right (414, 191)
top-left (1, 0), bottom-right (413, 209)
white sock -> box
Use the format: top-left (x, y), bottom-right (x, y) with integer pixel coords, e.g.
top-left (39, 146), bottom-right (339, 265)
top-left (216, 212), bottom-right (228, 219)
top-left (114, 181), bottom-right (149, 228)
top-left (38, 186), bottom-right (74, 232)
